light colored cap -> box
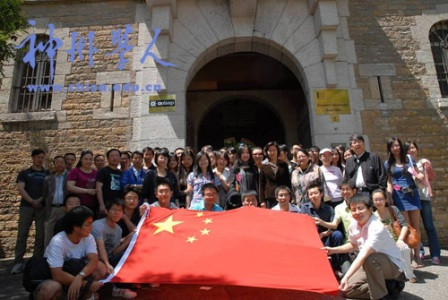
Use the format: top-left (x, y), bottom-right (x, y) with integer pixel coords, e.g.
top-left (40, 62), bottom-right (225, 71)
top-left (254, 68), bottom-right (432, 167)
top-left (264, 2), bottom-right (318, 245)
top-left (319, 148), bottom-right (332, 155)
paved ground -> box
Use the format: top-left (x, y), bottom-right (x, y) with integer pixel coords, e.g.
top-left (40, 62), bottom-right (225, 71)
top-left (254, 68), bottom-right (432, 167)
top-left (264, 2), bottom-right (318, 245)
top-left (1, 247), bottom-right (446, 299)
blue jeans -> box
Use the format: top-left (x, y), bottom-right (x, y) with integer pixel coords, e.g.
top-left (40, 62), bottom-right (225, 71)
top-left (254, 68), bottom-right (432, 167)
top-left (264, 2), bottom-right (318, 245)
top-left (420, 200), bottom-right (441, 258)
top-left (324, 230), bottom-right (345, 270)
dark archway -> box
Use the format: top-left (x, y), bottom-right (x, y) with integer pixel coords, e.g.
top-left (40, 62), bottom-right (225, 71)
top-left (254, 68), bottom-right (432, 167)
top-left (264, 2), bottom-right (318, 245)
top-left (187, 52), bottom-right (311, 149)
top-left (198, 99), bottom-right (285, 148)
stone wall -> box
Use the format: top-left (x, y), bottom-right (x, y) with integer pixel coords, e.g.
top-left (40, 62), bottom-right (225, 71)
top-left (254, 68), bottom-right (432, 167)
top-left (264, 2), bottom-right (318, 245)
top-left (348, 1), bottom-right (448, 246)
top-left (0, 1), bottom-right (137, 258)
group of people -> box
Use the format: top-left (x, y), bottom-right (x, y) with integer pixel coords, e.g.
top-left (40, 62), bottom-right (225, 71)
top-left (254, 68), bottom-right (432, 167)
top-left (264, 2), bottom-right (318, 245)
top-left (11, 133), bottom-right (441, 299)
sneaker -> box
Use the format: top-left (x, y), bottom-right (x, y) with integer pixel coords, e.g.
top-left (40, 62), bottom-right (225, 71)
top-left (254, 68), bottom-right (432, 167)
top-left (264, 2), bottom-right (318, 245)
top-left (431, 257), bottom-right (441, 265)
top-left (112, 287), bottom-right (137, 299)
top-left (10, 263), bottom-right (24, 274)
top-left (419, 253), bottom-right (425, 261)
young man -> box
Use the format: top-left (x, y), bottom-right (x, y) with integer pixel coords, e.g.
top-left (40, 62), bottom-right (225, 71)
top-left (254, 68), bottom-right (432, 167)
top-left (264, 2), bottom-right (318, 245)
top-left (271, 186), bottom-right (299, 212)
top-left (11, 149), bottom-right (50, 274)
top-left (120, 151), bottom-right (146, 202)
top-left (92, 199), bottom-right (136, 298)
top-left (39, 206), bottom-right (106, 300)
top-left (150, 180), bottom-right (179, 209)
top-left (324, 194), bottom-right (406, 299)
top-left (344, 134), bottom-right (387, 194)
top-left (251, 147), bottom-right (264, 174)
top-left (190, 183), bottom-right (224, 211)
top-left (120, 151), bottom-right (132, 172)
top-left (241, 190), bottom-right (258, 207)
top-left (53, 194), bottom-right (82, 236)
top-left (300, 183), bottom-right (344, 270)
top-left (93, 154), bottom-right (106, 170)
top-left (63, 153), bottom-right (76, 172)
top-left (43, 156), bottom-right (69, 248)
top-left (314, 179), bottom-right (357, 275)
top-left (142, 147), bottom-right (156, 171)
top-left (96, 149), bottom-right (122, 215)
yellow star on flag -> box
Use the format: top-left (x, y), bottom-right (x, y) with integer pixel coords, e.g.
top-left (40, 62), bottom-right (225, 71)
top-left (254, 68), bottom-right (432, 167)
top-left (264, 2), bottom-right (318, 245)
top-left (186, 236), bottom-right (197, 243)
top-left (203, 218), bottom-right (212, 224)
top-left (200, 228), bottom-right (211, 235)
top-left (153, 215), bottom-right (183, 235)
top-left (196, 212), bottom-right (204, 217)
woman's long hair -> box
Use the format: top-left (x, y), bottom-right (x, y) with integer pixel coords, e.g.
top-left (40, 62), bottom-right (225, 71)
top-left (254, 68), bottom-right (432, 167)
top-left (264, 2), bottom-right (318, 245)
top-left (75, 150), bottom-right (93, 168)
top-left (386, 137), bottom-right (408, 174)
top-left (193, 151), bottom-right (214, 179)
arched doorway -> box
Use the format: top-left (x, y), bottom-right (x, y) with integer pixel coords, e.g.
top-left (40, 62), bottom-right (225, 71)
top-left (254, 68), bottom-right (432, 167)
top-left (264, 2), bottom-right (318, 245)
top-left (187, 52), bottom-right (311, 149)
top-left (198, 99), bottom-right (285, 148)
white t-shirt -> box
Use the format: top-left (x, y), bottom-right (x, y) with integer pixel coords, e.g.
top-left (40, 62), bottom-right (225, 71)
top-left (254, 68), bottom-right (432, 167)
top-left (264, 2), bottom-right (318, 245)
top-left (320, 165), bottom-right (343, 202)
top-left (349, 214), bottom-right (405, 271)
top-left (44, 231), bottom-right (97, 268)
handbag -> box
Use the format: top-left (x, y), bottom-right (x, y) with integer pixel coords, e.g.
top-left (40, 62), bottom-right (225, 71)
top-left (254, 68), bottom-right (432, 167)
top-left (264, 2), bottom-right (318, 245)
top-left (388, 206), bottom-right (421, 249)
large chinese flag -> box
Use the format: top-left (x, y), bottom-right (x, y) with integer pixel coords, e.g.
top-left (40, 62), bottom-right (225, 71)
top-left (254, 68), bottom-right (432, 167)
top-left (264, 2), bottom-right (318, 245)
top-left (106, 206), bottom-right (339, 295)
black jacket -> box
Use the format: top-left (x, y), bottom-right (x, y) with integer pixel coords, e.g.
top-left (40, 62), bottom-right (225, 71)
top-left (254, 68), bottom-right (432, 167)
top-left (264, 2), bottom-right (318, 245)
top-left (344, 151), bottom-right (387, 192)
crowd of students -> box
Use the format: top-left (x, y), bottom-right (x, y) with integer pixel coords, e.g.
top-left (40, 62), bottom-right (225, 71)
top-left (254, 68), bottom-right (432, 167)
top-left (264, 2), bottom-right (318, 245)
top-left (11, 133), bottom-right (442, 299)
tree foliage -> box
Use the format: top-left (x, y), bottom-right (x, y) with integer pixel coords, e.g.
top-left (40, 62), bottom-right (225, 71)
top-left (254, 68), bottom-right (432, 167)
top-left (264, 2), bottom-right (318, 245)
top-left (0, 0), bottom-right (28, 75)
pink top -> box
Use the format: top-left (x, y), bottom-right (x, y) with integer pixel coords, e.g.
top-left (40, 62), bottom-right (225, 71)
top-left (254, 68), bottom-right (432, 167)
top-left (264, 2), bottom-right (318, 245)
top-left (67, 168), bottom-right (98, 207)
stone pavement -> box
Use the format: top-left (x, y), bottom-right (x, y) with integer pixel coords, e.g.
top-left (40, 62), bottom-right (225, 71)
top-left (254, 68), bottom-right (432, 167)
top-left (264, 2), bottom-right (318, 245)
top-left (0, 248), bottom-right (446, 299)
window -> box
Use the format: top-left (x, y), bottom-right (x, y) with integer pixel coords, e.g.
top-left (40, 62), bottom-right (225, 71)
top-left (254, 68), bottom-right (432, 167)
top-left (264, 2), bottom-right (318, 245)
top-left (430, 21), bottom-right (448, 98)
top-left (11, 34), bottom-right (55, 112)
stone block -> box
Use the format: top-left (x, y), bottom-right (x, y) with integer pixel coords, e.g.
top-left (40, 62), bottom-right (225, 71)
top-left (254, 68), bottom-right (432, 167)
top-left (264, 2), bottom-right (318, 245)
top-left (318, 30), bottom-right (338, 59)
top-left (368, 77), bottom-right (381, 100)
top-left (172, 20), bottom-right (204, 58)
top-left (303, 62), bottom-right (326, 89)
top-left (234, 41), bottom-right (253, 53)
top-left (336, 0), bottom-right (350, 17)
top-left (270, 0), bottom-right (309, 46)
top-left (283, 16), bottom-right (316, 55)
top-left (92, 107), bottom-right (128, 119)
top-left (295, 39), bottom-right (321, 68)
top-left (337, 17), bottom-right (349, 40)
top-left (138, 22), bottom-right (152, 47)
top-left (358, 63), bottom-right (396, 77)
top-left (229, 0), bottom-right (257, 17)
top-left (314, 0), bottom-right (338, 36)
top-left (254, 0), bottom-right (287, 39)
top-left (336, 62), bottom-right (350, 87)
top-left (232, 16), bottom-right (255, 38)
top-left (323, 59), bottom-right (337, 87)
top-left (151, 5), bottom-right (173, 40)
top-left (96, 71), bottom-right (131, 84)
top-left (136, 2), bottom-right (151, 23)
top-left (196, 0), bottom-right (234, 42)
top-left (177, 0), bottom-right (219, 49)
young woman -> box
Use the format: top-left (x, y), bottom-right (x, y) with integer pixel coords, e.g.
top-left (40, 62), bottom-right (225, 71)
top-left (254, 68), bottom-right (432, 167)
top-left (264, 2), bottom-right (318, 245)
top-left (117, 187), bottom-right (140, 237)
top-left (67, 150), bottom-right (98, 213)
top-left (291, 149), bottom-right (320, 207)
top-left (168, 153), bottom-right (179, 174)
top-left (177, 149), bottom-right (195, 208)
top-left (385, 137), bottom-right (424, 268)
top-left (227, 144), bottom-right (259, 209)
top-left (372, 189), bottom-right (417, 283)
top-left (227, 146), bottom-right (237, 169)
top-left (185, 151), bottom-right (221, 208)
top-left (319, 148), bottom-right (344, 207)
top-left (213, 149), bottom-right (231, 208)
top-left (278, 144), bottom-right (295, 174)
top-left (331, 147), bottom-right (344, 172)
top-left (142, 149), bottom-right (180, 204)
top-left (405, 140), bottom-right (440, 265)
top-left (259, 141), bottom-right (291, 208)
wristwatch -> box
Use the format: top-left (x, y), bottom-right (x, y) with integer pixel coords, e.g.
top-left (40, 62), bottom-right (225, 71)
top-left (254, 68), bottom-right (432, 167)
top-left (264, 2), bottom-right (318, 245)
top-left (78, 271), bottom-right (86, 278)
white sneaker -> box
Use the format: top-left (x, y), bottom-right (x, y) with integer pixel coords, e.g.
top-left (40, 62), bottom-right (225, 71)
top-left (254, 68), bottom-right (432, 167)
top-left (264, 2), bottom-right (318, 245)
top-left (112, 287), bottom-right (137, 299)
top-left (10, 263), bottom-right (24, 274)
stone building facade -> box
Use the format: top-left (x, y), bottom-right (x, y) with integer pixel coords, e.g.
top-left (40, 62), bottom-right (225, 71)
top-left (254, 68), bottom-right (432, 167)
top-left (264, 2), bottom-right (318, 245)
top-left (0, 0), bottom-right (447, 257)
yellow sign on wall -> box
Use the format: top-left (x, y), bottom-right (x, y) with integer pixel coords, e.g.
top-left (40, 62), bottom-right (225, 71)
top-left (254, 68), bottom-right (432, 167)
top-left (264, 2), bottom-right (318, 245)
top-left (314, 89), bottom-right (351, 115)
top-left (149, 94), bottom-right (176, 113)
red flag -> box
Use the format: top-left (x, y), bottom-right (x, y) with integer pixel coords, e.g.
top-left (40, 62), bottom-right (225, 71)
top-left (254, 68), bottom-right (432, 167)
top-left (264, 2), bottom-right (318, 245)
top-left (107, 206), bottom-right (339, 295)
